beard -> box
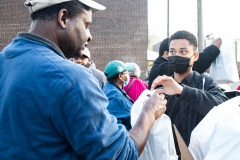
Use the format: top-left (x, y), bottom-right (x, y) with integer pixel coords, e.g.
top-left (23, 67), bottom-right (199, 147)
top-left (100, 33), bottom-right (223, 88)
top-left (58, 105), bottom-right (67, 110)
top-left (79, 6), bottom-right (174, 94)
top-left (58, 31), bottom-right (84, 59)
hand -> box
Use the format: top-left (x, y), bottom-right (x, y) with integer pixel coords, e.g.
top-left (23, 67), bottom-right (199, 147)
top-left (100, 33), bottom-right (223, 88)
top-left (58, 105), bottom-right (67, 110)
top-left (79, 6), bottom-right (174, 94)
top-left (212, 37), bottom-right (222, 49)
top-left (142, 91), bottom-right (167, 120)
top-left (150, 75), bottom-right (183, 95)
top-left (129, 90), bottom-right (167, 156)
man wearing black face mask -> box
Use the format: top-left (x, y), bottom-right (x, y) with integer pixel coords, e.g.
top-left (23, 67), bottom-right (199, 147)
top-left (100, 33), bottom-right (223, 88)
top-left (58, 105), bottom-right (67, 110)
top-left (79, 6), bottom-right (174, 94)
top-left (148, 37), bottom-right (222, 90)
top-left (150, 30), bottom-right (228, 157)
top-left (167, 53), bottom-right (195, 74)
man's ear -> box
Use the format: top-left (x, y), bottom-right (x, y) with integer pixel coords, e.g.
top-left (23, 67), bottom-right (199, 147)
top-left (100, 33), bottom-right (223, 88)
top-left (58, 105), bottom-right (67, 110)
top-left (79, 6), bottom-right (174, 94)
top-left (118, 74), bottom-right (123, 81)
top-left (162, 51), bottom-right (168, 59)
top-left (58, 9), bottom-right (69, 29)
top-left (194, 52), bottom-right (199, 61)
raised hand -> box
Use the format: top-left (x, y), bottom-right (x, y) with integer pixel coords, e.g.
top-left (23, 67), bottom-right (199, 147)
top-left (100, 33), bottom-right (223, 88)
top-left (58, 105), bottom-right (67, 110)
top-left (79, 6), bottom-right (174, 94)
top-left (151, 75), bottom-right (183, 95)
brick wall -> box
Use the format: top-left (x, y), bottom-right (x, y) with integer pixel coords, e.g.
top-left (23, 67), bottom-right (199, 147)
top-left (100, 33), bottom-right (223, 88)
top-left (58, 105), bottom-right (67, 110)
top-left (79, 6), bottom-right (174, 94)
top-left (0, 0), bottom-right (148, 77)
top-left (0, 0), bottom-right (30, 50)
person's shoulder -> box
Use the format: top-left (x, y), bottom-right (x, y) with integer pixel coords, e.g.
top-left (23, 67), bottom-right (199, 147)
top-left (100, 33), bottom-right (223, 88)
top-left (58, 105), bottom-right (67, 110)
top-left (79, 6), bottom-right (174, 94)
top-left (199, 72), bottom-right (212, 79)
top-left (134, 77), bottom-right (146, 83)
top-left (50, 59), bottom-right (98, 89)
top-left (103, 83), bottom-right (119, 94)
top-left (72, 64), bottom-right (96, 83)
top-left (54, 59), bottom-right (91, 75)
top-left (152, 57), bottom-right (168, 67)
top-left (90, 68), bottom-right (105, 75)
top-left (194, 71), bottom-right (216, 83)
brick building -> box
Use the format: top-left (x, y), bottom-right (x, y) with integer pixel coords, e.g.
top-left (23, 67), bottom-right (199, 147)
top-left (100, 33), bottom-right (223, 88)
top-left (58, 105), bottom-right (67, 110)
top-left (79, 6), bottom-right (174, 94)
top-left (0, 0), bottom-right (148, 77)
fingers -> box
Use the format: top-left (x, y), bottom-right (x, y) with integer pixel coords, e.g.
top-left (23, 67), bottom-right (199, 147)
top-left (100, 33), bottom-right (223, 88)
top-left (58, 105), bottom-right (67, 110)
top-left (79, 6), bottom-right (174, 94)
top-left (151, 91), bottom-right (167, 109)
top-left (154, 89), bottom-right (165, 95)
top-left (151, 75), bottom-right (167, 91)
top-left (159, 98), bottom-right (167, 109)
top-left (143, 91), bottom-right (167, 120)
top-left (212, 37), bottom-right (222, 48)
top-left (156, 93), bottom-right (167, 109)
top-left (156, 97), bottom-right (167, 118)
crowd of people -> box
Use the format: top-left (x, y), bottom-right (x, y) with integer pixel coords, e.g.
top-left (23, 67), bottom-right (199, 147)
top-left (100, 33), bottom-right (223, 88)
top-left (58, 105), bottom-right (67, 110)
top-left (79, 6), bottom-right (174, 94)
top-left (0, 0), bottom-right (166, 159)
top-left (0, 0), bottom-right (236, 159)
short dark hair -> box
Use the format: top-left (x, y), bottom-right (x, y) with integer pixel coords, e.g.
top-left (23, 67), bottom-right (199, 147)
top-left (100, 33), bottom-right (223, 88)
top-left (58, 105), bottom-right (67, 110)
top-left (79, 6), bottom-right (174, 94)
top-left (169, 30), bottom-right (198, 51)
top-left (31, 0), bottom-right (90, 21)
top-left (105, 73), bottom-right (119, 82)
top-left (159, 38), bottom-right (169, 56)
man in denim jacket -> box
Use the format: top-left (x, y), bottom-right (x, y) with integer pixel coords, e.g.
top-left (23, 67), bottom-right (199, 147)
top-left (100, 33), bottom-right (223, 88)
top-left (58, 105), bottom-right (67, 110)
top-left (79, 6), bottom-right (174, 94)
top-left (0, 0), bottom-right (167, 159)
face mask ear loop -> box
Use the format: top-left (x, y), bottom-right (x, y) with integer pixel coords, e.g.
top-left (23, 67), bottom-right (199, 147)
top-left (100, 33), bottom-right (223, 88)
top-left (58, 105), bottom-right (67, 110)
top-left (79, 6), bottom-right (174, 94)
top-left (188, 53), bottom-right (196, 68)
top-left (189, 53), bottom-right (195, 59)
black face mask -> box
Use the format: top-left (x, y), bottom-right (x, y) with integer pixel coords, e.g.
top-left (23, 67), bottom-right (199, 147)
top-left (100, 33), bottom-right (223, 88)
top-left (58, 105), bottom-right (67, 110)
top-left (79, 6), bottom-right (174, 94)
top-left (167, 55), bottom-right (192, 74)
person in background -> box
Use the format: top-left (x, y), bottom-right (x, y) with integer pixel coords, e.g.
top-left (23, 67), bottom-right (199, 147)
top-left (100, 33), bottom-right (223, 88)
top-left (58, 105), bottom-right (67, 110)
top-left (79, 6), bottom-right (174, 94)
top-left (236, 85), bottom-right (240, 90)
top-left (124, 62), bottom-right (148, 102)
top-left (148, 36), bottom-right (222, 89)
top-left (0, 0), bottom-right (167, 159)
top-left (103, 60), bottom-right (135, 130)
top-left (73, 47), bottom-right (107, 88)
top-left (151, 30), bottom-right (228, 157)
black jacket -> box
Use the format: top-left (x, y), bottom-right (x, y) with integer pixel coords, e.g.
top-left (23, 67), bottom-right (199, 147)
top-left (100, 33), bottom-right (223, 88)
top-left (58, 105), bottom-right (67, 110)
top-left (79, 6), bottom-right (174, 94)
top-left (167, 71), bottom-right (228, 155)
top-left (148, 44), bottom-right (220, 89)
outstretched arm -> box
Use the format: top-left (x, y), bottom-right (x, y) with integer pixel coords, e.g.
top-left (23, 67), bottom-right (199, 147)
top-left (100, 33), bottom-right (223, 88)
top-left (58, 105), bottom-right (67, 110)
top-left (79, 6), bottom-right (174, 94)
top-left (193, 37), bottom-right (222, 73)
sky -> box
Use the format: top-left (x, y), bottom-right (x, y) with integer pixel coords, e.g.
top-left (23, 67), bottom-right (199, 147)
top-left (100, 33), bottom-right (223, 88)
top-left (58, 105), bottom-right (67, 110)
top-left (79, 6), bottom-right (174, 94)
top-left (148, 0), bottom-right (240, 41)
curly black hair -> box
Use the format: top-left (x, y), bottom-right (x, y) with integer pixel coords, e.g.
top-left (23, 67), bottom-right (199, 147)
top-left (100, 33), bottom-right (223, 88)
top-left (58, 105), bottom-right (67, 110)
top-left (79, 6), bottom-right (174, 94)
top-left (169, 30), bottom-right (198, 50)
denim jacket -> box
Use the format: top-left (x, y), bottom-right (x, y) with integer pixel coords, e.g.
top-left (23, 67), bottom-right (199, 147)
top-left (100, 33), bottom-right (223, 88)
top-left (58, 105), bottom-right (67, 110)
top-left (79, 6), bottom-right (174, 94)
top-left (0, 33), bottom-right (138, 159)
top-left (103, 82), bottom-right (134, 130)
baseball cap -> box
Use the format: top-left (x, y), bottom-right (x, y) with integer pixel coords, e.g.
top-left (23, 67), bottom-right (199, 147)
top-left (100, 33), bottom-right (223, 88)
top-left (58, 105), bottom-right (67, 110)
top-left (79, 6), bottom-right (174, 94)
top-left (82, 48), bottom-right (91, 59)
top-left (125, 62), bottom-right (141, 77)
top-left (104, 60), bottom-right (135, 78)
top-left (24, 0), bottom-right (106, 13)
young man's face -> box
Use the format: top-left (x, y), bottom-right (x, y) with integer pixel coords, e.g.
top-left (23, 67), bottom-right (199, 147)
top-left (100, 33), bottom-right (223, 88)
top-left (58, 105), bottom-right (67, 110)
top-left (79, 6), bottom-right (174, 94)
top-left (168, 39), bottom-right (199, 65)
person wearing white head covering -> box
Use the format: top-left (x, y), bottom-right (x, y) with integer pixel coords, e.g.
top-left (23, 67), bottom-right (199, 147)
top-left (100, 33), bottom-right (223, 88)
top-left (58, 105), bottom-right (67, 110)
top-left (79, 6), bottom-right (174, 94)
top-left (124, 63), bottom-right (148, 102)
top-left (73, 48), bottom-right (107, 88)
